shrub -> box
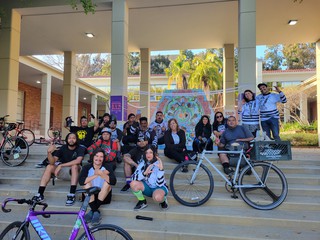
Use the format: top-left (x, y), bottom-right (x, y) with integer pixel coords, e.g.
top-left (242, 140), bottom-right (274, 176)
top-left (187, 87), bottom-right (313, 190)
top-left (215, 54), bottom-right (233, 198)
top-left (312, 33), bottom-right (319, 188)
top-left (280, 133), bottom-right (318, 146)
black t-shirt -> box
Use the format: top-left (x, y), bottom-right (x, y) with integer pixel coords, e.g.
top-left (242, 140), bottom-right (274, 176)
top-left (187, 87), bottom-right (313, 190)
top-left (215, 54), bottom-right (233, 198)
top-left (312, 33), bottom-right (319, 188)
top-left (53, 145), bottom-right (86, 164)
top-left (70, 126), bottom-right (95, 147)
top-left (127, 147), bottom-right (145, 163)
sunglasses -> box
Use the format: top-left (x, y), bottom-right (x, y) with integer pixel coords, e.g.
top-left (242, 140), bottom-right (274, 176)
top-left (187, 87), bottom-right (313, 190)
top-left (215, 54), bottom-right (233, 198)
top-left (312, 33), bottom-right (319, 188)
top-left (216, 115), bottom-right (223, 118)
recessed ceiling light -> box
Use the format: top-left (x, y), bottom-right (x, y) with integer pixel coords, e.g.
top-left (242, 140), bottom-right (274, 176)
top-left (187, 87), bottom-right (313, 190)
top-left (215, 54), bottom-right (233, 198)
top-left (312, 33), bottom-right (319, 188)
top-left (83, 97), bottom-right (87, 100)
top-left (36, 80), bottom-right (41, 84)
top-left (85, 33), bottom-right (95, 38)
top-left (288, 20), bottom-right (298, 26)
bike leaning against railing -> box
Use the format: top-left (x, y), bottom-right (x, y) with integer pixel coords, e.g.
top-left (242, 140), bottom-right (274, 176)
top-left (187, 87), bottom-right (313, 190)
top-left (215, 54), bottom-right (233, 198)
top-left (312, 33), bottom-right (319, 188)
top-left (0, 120), bottom-right (29, 167)
top-left (0, 187), bottom-right (133, 240)
top-left (169, 137), bottom-right (291, 210)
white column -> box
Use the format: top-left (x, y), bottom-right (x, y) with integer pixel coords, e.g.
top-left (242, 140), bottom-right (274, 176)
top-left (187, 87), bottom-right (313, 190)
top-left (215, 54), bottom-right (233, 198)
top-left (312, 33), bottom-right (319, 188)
top-left (0, 9), bottom-right (21, 121)
top-left (40, 74), bottom-right (51, 136)
top-left (110, 0), bottom-right (128, 123)
top-left (256, 59), bottom-right (263, 92)
top-left (300, 92), bottom-right (308, 124)
top-left (283, 103), bottom-right (290, 123)
top-left (140, 48), bottom-right (150, 119)
top-left (74, 86), bottom-right (79, 124)
top-left (62, 51), bottom-right (77, 137)
top-left (238, 0), bottom-right (256, 93)
top-left (91, 94), bottom-right (98, 117)
top-left (223, 44), bottom-right (235, 112)
top-left (316, 40), bottom-right (320, 146)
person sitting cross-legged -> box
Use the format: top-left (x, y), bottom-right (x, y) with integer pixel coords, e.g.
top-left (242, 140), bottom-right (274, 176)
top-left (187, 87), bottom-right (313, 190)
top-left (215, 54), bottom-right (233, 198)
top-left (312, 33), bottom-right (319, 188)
top-left (34, 132), bottom-right (85, 206)
top-left (130, 145), bottom-right (169, 211)
top-left (217, 116), bottom-right (254, 175)
top-left (79, 148), bottom-right (117, 226)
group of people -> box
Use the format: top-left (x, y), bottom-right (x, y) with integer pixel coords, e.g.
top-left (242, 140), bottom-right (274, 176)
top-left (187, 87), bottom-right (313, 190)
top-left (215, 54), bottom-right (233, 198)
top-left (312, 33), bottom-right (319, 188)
top-left (33, 83), bottom-right (286, 226)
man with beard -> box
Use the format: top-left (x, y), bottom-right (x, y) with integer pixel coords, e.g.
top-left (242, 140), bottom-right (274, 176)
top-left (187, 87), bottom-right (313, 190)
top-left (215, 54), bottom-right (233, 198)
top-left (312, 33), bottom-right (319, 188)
top-left (149, 111), bottom-right (167, 145)
top-left (120, 117), bottom-right (157, 192)
top-left (33, 132), bottom-right (86, 206)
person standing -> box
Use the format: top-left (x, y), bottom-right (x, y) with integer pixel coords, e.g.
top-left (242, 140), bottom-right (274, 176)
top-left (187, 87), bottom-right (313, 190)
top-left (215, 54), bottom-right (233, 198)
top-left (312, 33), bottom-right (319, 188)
top-left (239, 89), bottom-right (260, 137)
top-left (256, 83), bottom-right (287, 140)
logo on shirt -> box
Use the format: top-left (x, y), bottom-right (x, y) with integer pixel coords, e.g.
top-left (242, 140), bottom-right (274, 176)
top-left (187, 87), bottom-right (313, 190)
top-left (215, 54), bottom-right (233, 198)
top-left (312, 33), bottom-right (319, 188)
top-left (77, 130), bottom-right (87, 140)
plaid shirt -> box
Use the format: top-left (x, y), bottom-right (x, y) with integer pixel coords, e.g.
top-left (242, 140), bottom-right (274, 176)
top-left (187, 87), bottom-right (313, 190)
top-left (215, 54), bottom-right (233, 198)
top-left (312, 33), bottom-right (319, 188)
top-left (87, 139), bottom-right (118, 162)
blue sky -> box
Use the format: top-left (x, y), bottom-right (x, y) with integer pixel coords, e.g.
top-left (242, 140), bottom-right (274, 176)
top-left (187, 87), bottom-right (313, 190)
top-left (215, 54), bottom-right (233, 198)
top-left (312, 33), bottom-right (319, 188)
top-left (151, 45), bottom-right (266, 58)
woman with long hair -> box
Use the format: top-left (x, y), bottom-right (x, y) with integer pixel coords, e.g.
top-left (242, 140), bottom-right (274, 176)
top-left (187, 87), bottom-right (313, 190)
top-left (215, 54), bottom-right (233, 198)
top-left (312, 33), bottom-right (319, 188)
top-left (192, 115), bottom-right (213, 152)
top-left (212, 112), bottom-right (227, 144)
top-left (130, 145), bottom-right (168, 211)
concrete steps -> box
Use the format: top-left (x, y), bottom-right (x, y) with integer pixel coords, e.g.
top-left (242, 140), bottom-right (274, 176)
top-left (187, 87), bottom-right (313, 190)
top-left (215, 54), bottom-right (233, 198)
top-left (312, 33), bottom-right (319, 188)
top-left (0, 145), bottom-right (319, 239)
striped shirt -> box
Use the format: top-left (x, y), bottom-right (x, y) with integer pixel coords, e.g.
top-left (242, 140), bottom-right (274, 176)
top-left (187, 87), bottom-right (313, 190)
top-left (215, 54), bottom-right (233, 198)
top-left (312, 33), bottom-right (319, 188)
top-left (256, 92), bottom-right (287, 121)
top-left (239, 99), bottom-right (260, 125)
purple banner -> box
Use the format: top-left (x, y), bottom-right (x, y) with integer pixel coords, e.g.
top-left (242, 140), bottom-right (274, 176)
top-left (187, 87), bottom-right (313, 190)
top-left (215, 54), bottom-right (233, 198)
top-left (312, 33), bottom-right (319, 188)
top-left (110, 96), bottom-right (123, 121)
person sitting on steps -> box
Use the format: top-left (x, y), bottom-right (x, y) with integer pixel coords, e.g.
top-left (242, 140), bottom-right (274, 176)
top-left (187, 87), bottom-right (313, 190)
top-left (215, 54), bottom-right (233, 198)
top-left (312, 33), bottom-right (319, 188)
top-left (130, 145), bottom-right (168, 211)
top-left (34, 132), bottom-right (85, 206)
top-left (79, 148), bottom-right (116, 226)
top-left (217, 116), bottom-right (254, 175)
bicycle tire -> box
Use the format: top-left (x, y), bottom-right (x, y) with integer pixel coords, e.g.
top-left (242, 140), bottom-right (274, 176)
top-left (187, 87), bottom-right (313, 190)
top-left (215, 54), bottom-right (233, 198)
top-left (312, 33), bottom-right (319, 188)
top-left (170, 161), bottom-right (214, 207)
top-left (0, 137), bottom-right (29, 167)
top-left (0, 221), bottom-right (30, 240)
top-left (47, 128), bottom-right (61, 140)
top-left (78, 224), bottom-right (133, 240)
top-left (18, 129), bottom-right (35, 146)
top-left (238, 162), bottom-right (288, 210)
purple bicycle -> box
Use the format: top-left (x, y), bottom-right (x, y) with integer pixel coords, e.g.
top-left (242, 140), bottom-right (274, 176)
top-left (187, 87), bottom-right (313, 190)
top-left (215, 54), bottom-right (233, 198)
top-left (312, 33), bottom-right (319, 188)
top-left (0, 187), bottom-right (133, 240)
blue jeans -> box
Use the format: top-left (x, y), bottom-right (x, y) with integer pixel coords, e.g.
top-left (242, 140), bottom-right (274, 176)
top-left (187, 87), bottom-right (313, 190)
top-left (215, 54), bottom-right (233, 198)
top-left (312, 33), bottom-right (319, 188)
top-left (261, 117), bottom-right (281, 140)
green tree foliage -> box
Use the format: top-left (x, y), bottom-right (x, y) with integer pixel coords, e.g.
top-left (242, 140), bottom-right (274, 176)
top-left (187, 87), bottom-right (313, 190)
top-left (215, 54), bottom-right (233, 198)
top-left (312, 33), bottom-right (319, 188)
top-left (263, 45), bottom-right (283, 70)
top-left (150, 55), bottom-right (170, 74)
top-left (128, 52), bottom-right (140, 75)
top-left (70, 0), bottom-right (96, 14)
top-left (165, 51), bottom-right (191, 89)
top-left (282, 43), bottom-right (316, 69)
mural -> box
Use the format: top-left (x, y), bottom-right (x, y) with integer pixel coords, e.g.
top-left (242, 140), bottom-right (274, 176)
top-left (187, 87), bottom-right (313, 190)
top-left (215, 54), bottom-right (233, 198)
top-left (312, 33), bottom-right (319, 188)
top-left (153, 89), bottom-right (215, 147)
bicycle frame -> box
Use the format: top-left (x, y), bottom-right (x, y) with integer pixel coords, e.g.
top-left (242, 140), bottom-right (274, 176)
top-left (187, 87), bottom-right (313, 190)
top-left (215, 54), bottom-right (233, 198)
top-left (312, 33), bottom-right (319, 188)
top-left (195, 149), bottom-right (271, 189)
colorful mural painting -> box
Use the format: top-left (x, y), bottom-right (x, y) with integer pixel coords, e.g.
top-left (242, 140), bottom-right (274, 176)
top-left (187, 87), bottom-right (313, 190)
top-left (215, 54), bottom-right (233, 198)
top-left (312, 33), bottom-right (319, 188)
top-left (153, 89), bottom-right (215, 147)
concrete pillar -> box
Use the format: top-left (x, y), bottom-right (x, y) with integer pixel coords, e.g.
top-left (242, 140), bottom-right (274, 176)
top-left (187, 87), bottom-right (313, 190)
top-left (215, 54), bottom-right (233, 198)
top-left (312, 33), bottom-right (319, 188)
top-left (62, 51), bottom-right (77, 137)
top-left (256, 59), bottom-right (263, 92)
top-left (316, 40), bottom-right (320, 146)
top-left (238, 0), bottom-right (256, 93)
top-left (91, 94), bottom-right (98, 117)
top-left (74, 86), bottom-right (79, 124)
top-left (110, 0), bottom-right (128, 123)
top-left (140, 48), bottom-right (150, 119)
top-left (40, 74), bottom-right (52, 136)
top-left (223, 44), bottom-right (235, 112)
top-left (300, 92), bottom-right (308, 124)
top-left (283, 103), bottom-right (290, 123)
top-left (0, 9), bottom-right (21, 121)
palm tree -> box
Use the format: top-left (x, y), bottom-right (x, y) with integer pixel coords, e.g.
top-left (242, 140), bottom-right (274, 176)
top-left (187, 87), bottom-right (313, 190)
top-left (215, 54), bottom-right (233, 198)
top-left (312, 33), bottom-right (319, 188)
top-left (165, 52), bottom-right (191, 89)
top-left (188, 52), bottom-right (223, 100)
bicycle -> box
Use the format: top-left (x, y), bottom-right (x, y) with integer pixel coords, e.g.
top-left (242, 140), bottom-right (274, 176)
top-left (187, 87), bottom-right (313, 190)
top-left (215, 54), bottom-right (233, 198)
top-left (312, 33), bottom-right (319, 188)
top-left (169, 143), bottom-right (288, 210)
top-left (0, 122), bottom-right (29, 167)
top-left (34, 127), bottom-right (64, 146)
top-left (0, 115), bottom-right (35, 146)
top-left (0, 186), bottom-right (133, 240)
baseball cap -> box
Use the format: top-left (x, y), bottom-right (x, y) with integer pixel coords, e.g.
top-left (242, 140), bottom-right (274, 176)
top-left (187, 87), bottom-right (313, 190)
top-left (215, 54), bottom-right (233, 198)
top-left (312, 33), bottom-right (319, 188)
top-left (257, 83), bottom-right (268, 88)
top-left (101, 128), bottom-right (112, 134)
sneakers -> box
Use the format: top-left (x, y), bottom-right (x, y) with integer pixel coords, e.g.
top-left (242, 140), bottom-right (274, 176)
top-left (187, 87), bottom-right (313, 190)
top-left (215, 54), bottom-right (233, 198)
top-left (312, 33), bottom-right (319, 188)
top-left (33, 193), bottom-right (44, 202)
top-left (181, 165), bottom-right (189, 173)
top-left (224, 167), bottom-right (234, 175)
top-left (159, 199), bottom-right (169, 210)
top-left (35, 162), bottom-right (46, 168)
top-left (65, 193), bottom-right (75, 206)
top-left (91, 211), bottom-right (101, 226)
top-left (120, 184), bottom-right (130, 192)
top-left (134, 200), bottom-right (148, 211)
top-left (84, 210), bottom-right (94, 223)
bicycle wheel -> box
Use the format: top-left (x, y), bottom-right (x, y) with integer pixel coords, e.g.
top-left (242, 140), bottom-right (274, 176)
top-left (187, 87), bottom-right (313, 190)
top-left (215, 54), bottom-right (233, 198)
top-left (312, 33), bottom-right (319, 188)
top-left (18, 129), bottom-right (35, 146)
top-left (47, 128), bottom-right (61, 139)
top-left (78, 224), bottom-right (133, 240)
top-left (0, 137), bottom-right (29, 166)
top-left (0, 221), bottom-right (30, 240)
top-left (238, 162), bottom-right (288, 210)
top-left (170, 161), bottom-right (214, 207)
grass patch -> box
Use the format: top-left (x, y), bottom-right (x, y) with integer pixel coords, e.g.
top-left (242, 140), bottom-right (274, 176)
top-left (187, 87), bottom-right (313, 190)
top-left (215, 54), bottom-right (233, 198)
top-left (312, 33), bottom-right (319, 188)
top-left (280, 132), bottom-right (318, 146)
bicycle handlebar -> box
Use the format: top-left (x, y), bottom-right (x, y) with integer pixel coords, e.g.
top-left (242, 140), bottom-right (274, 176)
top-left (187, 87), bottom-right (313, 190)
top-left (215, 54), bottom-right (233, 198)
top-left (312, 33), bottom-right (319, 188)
top-left (2, 197), bottom-right (48, 213)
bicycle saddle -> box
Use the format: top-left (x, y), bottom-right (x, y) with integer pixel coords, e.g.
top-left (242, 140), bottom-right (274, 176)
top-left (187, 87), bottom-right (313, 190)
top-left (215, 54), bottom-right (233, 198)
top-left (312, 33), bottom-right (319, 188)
top-left (76, 186), bottom-right (101, 196)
